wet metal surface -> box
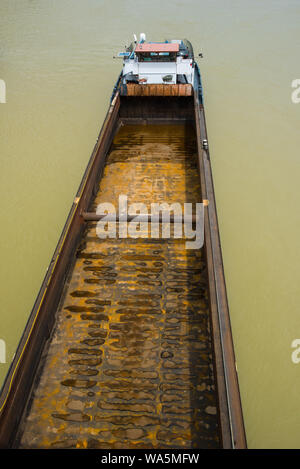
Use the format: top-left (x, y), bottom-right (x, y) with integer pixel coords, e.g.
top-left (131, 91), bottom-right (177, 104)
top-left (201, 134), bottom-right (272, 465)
top-left (18, 124), bottom-right (220, 448)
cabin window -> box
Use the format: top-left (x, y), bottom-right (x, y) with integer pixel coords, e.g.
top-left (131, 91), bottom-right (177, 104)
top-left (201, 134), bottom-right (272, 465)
top-left (137, 52), bottom-right (176, 63)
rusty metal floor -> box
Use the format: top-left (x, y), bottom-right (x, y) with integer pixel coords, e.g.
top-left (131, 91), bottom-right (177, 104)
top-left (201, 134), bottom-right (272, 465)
top-left (17, 124), bottom-right (220, 449)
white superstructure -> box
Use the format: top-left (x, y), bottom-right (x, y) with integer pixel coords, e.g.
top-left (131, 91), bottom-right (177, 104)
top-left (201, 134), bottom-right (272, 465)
top-left (119, 35), bottom-right (195, 87)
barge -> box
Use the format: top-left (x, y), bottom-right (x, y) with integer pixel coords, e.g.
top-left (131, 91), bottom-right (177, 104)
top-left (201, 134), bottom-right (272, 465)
top-left (0, 35), bottom-right (246, 449)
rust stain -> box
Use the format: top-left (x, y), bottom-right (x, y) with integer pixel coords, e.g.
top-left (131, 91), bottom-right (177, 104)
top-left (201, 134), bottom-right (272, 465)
top-left (125, 84), bottom-right (193, 97)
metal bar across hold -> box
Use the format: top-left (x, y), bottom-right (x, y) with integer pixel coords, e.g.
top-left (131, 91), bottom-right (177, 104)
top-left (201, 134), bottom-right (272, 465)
top-left (82, 212), bottom-right (200, 223)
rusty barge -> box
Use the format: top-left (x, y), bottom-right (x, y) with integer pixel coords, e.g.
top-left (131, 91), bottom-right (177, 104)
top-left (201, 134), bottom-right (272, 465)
top-left (0, 36), bottom-right (246, 449)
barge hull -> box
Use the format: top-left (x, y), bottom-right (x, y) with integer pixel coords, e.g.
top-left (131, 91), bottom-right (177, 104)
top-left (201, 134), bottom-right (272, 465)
top-left (0, 92), bottom-right (246, 448)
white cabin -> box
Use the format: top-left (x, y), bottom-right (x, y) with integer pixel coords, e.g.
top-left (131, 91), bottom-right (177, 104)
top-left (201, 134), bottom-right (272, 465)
top-left (120, 38), bottom-right (195, 87)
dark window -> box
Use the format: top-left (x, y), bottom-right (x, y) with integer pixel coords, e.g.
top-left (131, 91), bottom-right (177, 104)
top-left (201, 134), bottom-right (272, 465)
top-left (137, 52), bottom-right (176, 63)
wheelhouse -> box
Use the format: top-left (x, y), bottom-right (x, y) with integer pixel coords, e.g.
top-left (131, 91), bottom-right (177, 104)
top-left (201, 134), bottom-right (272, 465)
top-left (120, 36), bottom-right (195, 86)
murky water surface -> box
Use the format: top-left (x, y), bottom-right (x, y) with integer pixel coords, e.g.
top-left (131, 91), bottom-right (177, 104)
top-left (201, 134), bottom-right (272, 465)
top-left (0, 0), bottom-right (300, 448)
